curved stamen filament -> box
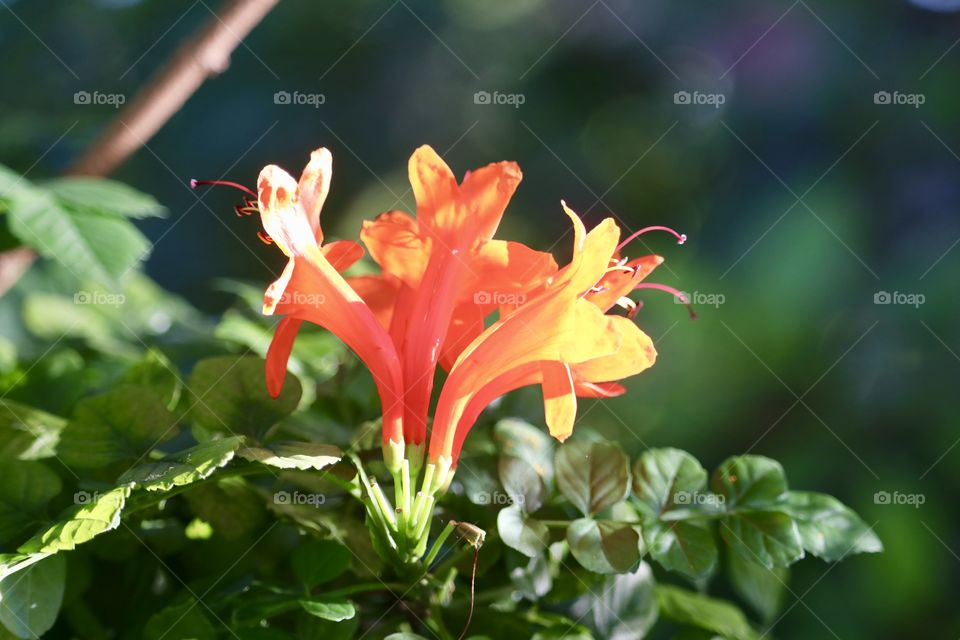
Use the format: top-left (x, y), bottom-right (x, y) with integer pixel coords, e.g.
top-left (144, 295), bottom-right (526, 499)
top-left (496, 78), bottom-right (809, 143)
top-left (617, 226), bottom-right (686, 252)
top-left (633, 282), bottom-right (697, 320)
top-left (190, 178), bottom-right (257, 199)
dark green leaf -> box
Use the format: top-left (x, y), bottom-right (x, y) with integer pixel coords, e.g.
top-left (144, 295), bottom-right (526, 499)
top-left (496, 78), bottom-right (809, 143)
top-left (18, 486), bottom-right (130, 556)
top-left (188, 356), bottom-right (301, 438)
top-left (555, 441), bottom-right (630, 516)
top-left (656, 584), bottom-right (759, 640)
top-left (144, 599), bottom-right (217, 640)
top-left (0, 554), bottom-right (65, 639)
top-left (632, 448), bottom-right (708, 517)
top-left (719, 511), bottom-right (804, 569)
top-left (643, 520), bottom-right (717, 580)
top-left (497, 505), bottom-right (549, 558)
top-left (58, 387), bottom-right (178, 469)
top-left (299, 599), bottom-right (355, 622)
top-left (119, 436), bottom-right (244, 491)
top-left (727, 547), bottom-right (788, 623)
top-left (239, 442), bottom-right (341, 471)
top-left (567, 518), bottom-right (641, 574)
top-left (782, 491), bottom-right (882, 560)
top-left (0, 401), bottom-right (65, 461)
top-left (0, 460), bottom-right (61, 545)
top-left (121, 349), bottom-right (183, 411)
top-left (494, 419), bottom-right (554, 484)
top-left (499, 455), bottom-right (546, 513)
top-left (293, 539), bottom-right (351, 588)
top-left (711, 456), bottom-right (788, 509)
top-left (571, 563), bottom-right (657, 640)
top-left (43, 177), bottom-right (166, 219)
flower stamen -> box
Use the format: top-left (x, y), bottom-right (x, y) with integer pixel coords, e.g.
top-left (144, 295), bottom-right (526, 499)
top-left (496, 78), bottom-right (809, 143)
top-left (617, 225), bottom-right (686, 252)
top-left (633, 282), bottom-right (697, 320)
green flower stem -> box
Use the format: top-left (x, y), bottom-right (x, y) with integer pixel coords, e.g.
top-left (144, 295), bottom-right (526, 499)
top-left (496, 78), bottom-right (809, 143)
top-left (421, 520), bottom-right (456, 569)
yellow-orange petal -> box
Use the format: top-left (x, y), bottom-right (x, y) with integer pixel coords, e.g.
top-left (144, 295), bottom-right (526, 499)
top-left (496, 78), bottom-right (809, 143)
top-left (574, 316), bottom-right (657, 382)
top-left (321, 239), bottom-right (364, 272)
top-left (297, 148), bottom-right (332, 243)
top-left (408, 145), bottom-right (458, 236)
top-left (541, 361), bottom-right (577, 442)
top-left (258, 164), bottom-right (313, 258)
top-left (360, 211), bottom-right (429, 287)
top-left (457, 161), bottom-right (522, 243)
top-left (265, 317), bottom-right (303, 398)
top-left (465, 239), bottom-right (558, 298)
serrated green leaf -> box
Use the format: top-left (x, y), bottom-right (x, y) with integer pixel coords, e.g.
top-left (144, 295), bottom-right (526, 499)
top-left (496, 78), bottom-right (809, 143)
top-left (0, 401), bottom-right (65, 461)
top-left (632, 448), bottom-right (708, 517)
top-left (570, 562), bottom-right (657, 640)
top-left (121, 349), bottom-right (183, 411)
top-left (144, 599), bottom-right (216, 640)
top-left (567, 518), bottom-right (641, 574)
top-left (711, 456), bottom-right (788, 509)
top-left (782, 491), bottom-right (882, 560)
top-left (497, 505), bottom-right (549, 558)
top-left (7, 189), bottom-right (149, 286)
top-left (188, 356), bottom-right (301, 438)
top-left (119, 436), bottom-right (244, 491)
top-left (0, 554), bottom-right (65, 639)
top-left (499, 455), bottom-right (546, 513)
top-left (299, 599), bottom-right (355, 622)
top-left (556, 441), bottom-right (630, 516)
top-left (43, 177), bottom-right (166, 219)
top-left (0, 460), bottom-right (61, 546)
top-left (494, 418), bottom-right (554, 484)
top-left (184, 477), bottom-right (265, 540)
top-left (293, 539), bottom-right (351, 588)
top-left (58, 387), bottom-right (178, 469)
top-left (643, 520), bottom-right (718, 580)
top-left (656, 584), bottom-right (759, 640)
top-left (727, 546), bottom-right (788, 623)
top-left (719, 511), bottom-right (804, 569)
top-left (239, 442), bottom-right (341, 471)
top-left (18, 485), bottom-right (130, 556)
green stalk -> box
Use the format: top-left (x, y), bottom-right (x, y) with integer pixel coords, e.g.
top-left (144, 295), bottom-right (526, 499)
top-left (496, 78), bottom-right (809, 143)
top-left (421, 519), bottom-right (456, 569)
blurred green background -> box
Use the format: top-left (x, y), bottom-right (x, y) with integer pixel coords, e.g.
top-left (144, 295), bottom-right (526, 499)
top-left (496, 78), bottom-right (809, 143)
top-left (1, 0), bottom-right (958, 637)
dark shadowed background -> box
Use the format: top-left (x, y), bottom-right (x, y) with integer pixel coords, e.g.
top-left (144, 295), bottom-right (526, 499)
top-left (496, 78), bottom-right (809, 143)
top-left (1, 0), bottom-right (958, 637)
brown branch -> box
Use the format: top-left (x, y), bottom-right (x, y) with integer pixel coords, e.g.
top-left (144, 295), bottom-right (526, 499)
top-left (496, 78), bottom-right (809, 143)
top-left (68, 0), bottom-right (281, 177)
top-left (0, 0), bottom-right (280, 297)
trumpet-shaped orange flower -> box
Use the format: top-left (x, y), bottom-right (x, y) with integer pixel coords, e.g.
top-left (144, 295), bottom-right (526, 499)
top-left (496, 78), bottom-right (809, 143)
top-left (255, 149), bottom-right (405, 446)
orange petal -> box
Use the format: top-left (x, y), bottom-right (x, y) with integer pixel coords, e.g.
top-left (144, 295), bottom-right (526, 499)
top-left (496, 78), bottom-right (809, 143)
top-left (348, 274), bottom-right (400, 330)
top-left (465, 239), bottom-right (558, 299)
top-left (556, 202), bottom-right (621, 296)
top-left (408, 145), bottom-right (458, 237)
top-left (360, 211), bottom-right (429, 287)
top-left (321, 239), bottom-right (364, 273)
top-left (258, 165), bottom-right (314, 258)
top-left (439, 302), bottom-right (486, 371)
top-left (297, 148), bottom-right (332, 243)
top-left (457, 161), bottom-right (522, 242)
top-left (574, 316), bottom-right (657, 382)
top-left (265, 317), bottom-right (303, 398)
top-left (541, 361), bottom-right (577, 442)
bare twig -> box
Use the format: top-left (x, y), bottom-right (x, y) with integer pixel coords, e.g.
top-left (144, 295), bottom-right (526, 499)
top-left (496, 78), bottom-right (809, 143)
top-left (0, 0), bottom-right (280, 296)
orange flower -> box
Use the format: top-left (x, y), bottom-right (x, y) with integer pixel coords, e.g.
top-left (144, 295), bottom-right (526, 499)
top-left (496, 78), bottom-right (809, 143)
top-left (255, 149), bottom-right (405, 448)
top-left (352, 146), bottom-right (557, 447)
top-left (426, 203), bottom-right (667, 478)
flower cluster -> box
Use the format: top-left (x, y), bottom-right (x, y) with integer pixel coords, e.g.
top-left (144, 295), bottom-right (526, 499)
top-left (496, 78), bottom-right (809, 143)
top-left (252, 145), bottom-right (684, 559)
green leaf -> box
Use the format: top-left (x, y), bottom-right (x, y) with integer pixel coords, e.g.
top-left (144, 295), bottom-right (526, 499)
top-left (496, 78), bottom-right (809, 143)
top-left (144, 599), bottom-right (217, 640)
top-left (656, 584), bottom-right (759, 640)
top-left (0, 401), bottom-right (65, 462)
top-left (555, 441), bottom-right (630, 516)
top-left (567, 518), bottom-right (641, 574)
top-left (384, 634), bottom-right (430, 640)
top-left (643, 520), bottom-right (717, 580)
top-left (293, 540), bottom-right (351, 588)
top-left (184, 478), bottom-right (265, 540)
top-left (299, 599), bottom-right (355, 622)
top-left (782, 491), bottom-right (882, 560)
top-left (711, 456), bottom-right (788, 509)
top-left (0, 554), bottom-right (65, 639)
top-left (119, 436), bottom-right (245, 491)
top-left (58, 387), bottom-right (178, 469)
top-left (494, 418), bottom-right (554, 484)
top-left (7, 189), bottom-right (150, 286)
top-left (497, 505), bottom-right (549, 558)
top-left (499, 455), bottom-right (546, 513)
top-left (188, 356), bottom-right (301, 438)
top-left (727, 547), bottom-right (788, 623)
top-left (239, 442), bottom-right (341, 471)
top-left (18, 486), bottom-right (130, 556)
top-left (121, 349), bottom-right (183, 411)
top-left (43, 177), bottom-right (166, 219)
top-left (632, 448), bottom-right (708, 517)
top-left (0, 460), bottom-right (61, 545)
top-left (719, 511), bottom-right (803, 569)
top-left (571, 562), bottom-right (657, 640)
